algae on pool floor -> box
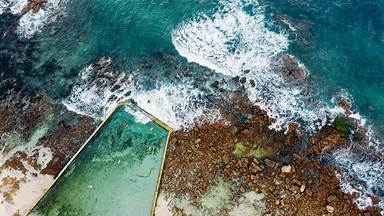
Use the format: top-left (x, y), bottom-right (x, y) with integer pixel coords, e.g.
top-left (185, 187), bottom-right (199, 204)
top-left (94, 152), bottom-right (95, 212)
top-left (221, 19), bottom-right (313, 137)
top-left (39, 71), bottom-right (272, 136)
top-left (30, 102), bottom-right (171, 216)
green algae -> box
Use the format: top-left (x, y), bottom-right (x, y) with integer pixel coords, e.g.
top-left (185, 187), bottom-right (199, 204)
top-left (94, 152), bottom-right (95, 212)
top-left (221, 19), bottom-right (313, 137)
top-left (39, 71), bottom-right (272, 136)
top-left (247, 148), bottom-right (268, 159)
top-left (334, 116), bottom-right (352, 138)
top-left (30, 104), bottom-right (170, 216)
top-left (233, 143), bottom-right (267, 159)
top-left (233, 142), bottom-right (247, 158)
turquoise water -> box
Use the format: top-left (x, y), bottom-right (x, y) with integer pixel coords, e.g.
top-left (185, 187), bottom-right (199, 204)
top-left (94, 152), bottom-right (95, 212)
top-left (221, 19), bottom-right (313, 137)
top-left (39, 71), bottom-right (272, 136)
top-left (30, 104), bottom-right (169, 216)
top-left (33, 0), bottom-right (384, 134)
top-left (2, 0), bottom-right (384, 212)
top-left (266, 0), bottom-right (384, 135)
top-left (34, 0), bottom-right (213, 71)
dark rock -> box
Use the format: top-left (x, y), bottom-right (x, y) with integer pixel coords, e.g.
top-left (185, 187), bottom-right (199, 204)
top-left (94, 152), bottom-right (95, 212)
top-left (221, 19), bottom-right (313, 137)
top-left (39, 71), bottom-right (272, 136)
top-left (273, 54), bottom-right (306, 83)
top-left (239, 77), bottom-right (247, 84)
top-left (210, 81), bottom-right (220, 89)
top-left (250, 79), bottom-right (256, 87)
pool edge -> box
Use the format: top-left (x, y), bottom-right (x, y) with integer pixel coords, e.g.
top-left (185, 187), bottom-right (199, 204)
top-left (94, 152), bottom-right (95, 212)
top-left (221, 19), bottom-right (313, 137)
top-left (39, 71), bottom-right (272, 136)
top-left (26, 100), bottom-right (174, 216)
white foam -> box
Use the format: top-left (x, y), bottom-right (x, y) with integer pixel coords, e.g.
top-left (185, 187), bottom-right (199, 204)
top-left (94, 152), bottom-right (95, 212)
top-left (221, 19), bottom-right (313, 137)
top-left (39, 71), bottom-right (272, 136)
top-left (172, 0), bottom-right (341, 131)
top-left (172, 0), bottom-right (288, 77)
top-left (333, 148), bottom-right (384, 211)
top-left (0, 0), bottom-right (28, 15)
top-left (130, 85), bottom-right (220, 129)
top-left (172, 0), bottom-right (384, 211)
top-left (0, 0), bottom-right (65, 39)
top-left (63, 64), bottom-right (220, 130)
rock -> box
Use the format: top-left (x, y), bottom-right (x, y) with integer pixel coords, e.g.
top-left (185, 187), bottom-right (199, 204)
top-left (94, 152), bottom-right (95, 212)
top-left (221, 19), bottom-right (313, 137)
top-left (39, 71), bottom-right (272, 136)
top-left (273, 54), bottom-right (306, 83)
top-left (326, 205), bottom-right (334, 213)
top-left (305, 188), bottom-right (313, 196)
top-left (239, 77), bottom-right (247, 84)
top-left (338, 99), bottom-right (351, 111)
top-left (327, 195), bottom-right (338, 202)
top-left (210, 81), bottom-right (220, 89)
top-left (300, 184), bottom-right (306, 193)
top-left (249, 79), bottom-right (256, 87)
top-left (194, 139), bottom-right (201, 144)
top-left (111, 84), bottom-right (121, 92)
top-left (243, 69), bottom-right (250, 74)
top-left (21, 0), bottom-right (46, 15)
top-left (291, 185), bottom-right (300, 194)
top-left (281, 165), bottom-right (292, 173)
top-left (230, 126), bottom-right (238, 134)
top-left (265, 159), bottom-right (276, 169)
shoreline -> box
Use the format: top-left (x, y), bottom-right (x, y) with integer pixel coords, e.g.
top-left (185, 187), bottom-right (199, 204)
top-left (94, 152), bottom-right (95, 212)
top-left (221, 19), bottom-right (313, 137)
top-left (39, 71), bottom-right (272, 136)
top-left (1, 0), bottom-right (384, 215)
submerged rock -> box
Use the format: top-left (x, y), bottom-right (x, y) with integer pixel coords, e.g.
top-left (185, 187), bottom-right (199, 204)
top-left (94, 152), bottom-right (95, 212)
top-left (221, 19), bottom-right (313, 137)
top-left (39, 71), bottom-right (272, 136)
top-left (272, 54), bottom-right (307, 84)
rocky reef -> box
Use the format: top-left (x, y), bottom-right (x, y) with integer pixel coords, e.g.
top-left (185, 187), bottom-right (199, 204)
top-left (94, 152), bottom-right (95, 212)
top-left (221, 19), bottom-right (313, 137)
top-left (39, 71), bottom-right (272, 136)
top-left (0, 48), bottom-right (382, 215)
top-left (160, 92), bottom-right (382, 215)
top-left (0, 92), bottom-right (98, 215)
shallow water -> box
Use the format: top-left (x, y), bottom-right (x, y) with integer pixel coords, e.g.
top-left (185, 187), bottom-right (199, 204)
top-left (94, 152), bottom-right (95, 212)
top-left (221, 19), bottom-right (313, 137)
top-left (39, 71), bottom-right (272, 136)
top-left (31, 104), bottom-right (169, 215)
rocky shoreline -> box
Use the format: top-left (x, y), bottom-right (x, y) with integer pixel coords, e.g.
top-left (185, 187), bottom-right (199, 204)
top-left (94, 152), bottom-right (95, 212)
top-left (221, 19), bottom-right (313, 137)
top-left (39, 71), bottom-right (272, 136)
top-left (1, 54), bottom-right (383, 215)
top-left (0, 92), bottom-right (98, 215)
top-left (1, 8), bottom-right (383, 213)
top-left (160, 92), bottom-right (382, 215)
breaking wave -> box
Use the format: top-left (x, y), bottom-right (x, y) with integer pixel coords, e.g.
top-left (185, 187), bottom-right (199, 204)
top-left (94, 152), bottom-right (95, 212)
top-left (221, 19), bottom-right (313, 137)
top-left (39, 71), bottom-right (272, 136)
top-left (60, 0), bottom-right (384, 212)
top-left (0, 0), bottom-right (65, 38)
top-left (63, 58), bottom-right (221, 130)
top-left (172, 0), bottom-right (339, 131)
top-left (172, 0), bottom-right (384, 212)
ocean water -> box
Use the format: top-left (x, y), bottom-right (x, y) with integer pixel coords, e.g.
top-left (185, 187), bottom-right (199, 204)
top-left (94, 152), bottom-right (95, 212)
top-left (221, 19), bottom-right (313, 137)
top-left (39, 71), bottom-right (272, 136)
top-left (1, 0), bottom-right (384, 213)
top-left (33, 0), bottom-right (214, 71)
top-left (265, 0), bottom-right (384, 135)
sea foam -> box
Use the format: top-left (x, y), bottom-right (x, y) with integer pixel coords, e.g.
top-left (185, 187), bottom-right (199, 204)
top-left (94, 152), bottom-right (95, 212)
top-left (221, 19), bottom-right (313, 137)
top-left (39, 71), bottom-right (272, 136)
top-left (60, 0), bottom-right (384, 212)
top-left (172, 0), bottom-right (340, 131)
top-left (172, 0), bottom-right (384, 212)
top-left (0, 0), bottom-right (65, 39)
top-left (63, 60), bottom-right (221, 130)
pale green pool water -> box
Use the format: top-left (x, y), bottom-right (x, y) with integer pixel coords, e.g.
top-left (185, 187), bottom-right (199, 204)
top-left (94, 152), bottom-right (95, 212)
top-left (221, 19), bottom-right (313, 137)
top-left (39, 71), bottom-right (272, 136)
top-left (30, 104), bottom-right (170, 216)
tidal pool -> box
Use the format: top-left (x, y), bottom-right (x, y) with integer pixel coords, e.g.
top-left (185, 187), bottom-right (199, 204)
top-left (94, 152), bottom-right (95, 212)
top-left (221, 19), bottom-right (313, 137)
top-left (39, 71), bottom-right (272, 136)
top-left (30, 101), bottom-right (172, 216)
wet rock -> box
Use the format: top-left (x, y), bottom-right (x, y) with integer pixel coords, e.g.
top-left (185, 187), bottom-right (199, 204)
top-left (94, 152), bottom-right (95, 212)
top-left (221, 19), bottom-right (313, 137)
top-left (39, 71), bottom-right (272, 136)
top-left (239, 77), bottom-right (247, 84)
top-left (338, 98), bottom-right (351, 111)
top-left (232, 76), bottom-right (240, 82)
top-left (210, 80), bottom-right (220, 89)
top-left (273, 54), bottom-right (306, 83)
top-left (111, 84), bottom-right (121, 92)
top-left (249, 79), bottom-right (256, 87)
top-left (21, 0), bottom-right (46, 15)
